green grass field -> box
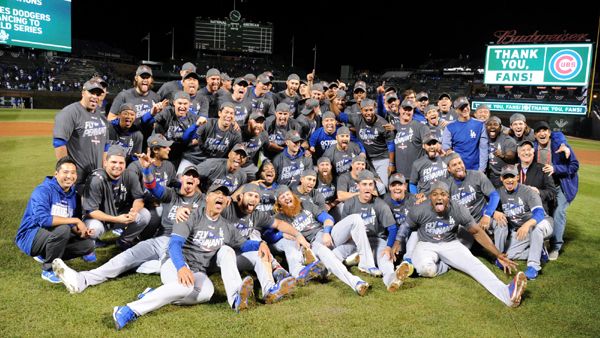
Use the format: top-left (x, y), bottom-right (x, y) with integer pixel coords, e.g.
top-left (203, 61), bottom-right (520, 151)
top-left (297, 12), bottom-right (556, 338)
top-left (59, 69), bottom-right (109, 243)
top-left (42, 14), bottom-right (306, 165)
top-left (1, 109), bottom-right (600, 337)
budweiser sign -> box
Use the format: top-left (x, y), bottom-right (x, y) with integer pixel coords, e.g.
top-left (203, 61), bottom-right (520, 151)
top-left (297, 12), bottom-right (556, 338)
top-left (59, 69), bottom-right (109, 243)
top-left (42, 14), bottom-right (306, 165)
top-left (494, 30), bottom-right (590, 45)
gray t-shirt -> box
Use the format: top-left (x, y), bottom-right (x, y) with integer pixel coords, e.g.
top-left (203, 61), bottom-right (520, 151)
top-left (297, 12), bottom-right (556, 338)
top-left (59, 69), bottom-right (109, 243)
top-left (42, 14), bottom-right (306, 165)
top-left (336, 172), bottom-right (360, 194)
top-left (342, 195), bottom-right (395, 239)
top-left (196, 158), bottom-right (246, 193)
top-left (157, 80), bottom-right (182, 101)
top-left (316, 179), bottom-right (336, 203)
top-left (445, 170), bottom-right (495, 222)
top-left (222, 203), bottom-right (275, 241)
top-left (127, 160), bottom-right (178, 205)
top-left (82, 169), bottom-right (144, 222)
top-left (498, 184), bottom-right (544, 229)
top-left (221, 93), bottom-right (253, 127)
top-left (272, 150), bottom-right (313, 186)
top-left (107, 123), bottom-right (143, 164)
top-left (406, 200), bottom-right (475, 243)
top-left (273, 90), bottom-right (301, 116)
top-left (488, 133), bottom-right (517, 187)
top-left (393, 120), bottom-right (429, 178)
top-left (275, 199), bottom-right (325, 242)
top-left (245, 88), bottom-right (276, 117)
top-left (156, 189), bottom-right (204, 236)
top-left (171, 211), bottom-right (246, 273)
top-left (383, 193), bottom-right (417, 227)
top-left (110, 88), bottom-right (160, 119)
top-left (291, 183), bottom-right (326, 209)
top-left (322, 143), bottom-right (363, 176)
top-left (255, 183), bottom-right (278, 214)
top-left (53, 102), bottom-right (108, 184)
top-left (348, 114), bottom-right (394, 161)
top-left (410, 156), bottom-right (448, 195)
top-left (183, 118), bottom-right (242, 163)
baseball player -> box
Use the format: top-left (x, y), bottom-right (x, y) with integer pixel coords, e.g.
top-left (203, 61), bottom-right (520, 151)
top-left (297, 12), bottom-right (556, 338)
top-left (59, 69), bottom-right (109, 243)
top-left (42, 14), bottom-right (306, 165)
top-left (254, 160), bottom-right (279, 214)
top-left (157, 62), bottom-right (196, 101)
top-left (53, 80), bottom-right (109, 185)
top-left (392, 99), bottom-right (430, 178)
top-left (409, 132), bottom-right (447, 198)
top-left (15, 157), bottom-right (94, 283)
top-left (111, 183), bottom-right (265, 329)
top-left (179, 102), bottom-right (242, 172)
top-left (197, 68), bottom-right (223, 118)
top-left (495, 165), bottom-right (554, 280)
top-left (341, 170), bottom-right (409, 292)
top-left (82, 145), bottom-right (151, 255)
top-left (272, 130), bottom-right (313, 186)
top-left (272, 74), bottom-right (302, 116)
top-left (222, 183), bottom-right (310, 303)
top-left (52, 159), bottom-right (204, 293)
top-left (443, 152), bottom-right (500, 248)
top-left (290, 169), bottom-right (327, 209)
top-left (321, 125), bottom-right (366, 176)
top-left (152, 91), bottom-right (200, 167)
top-left (486, 116), bottom-right (517, 188)
top-left (442, 97), bottom-right (488, 171)
top-left (264, 103), bottom-right (301, 158)
top-left (399, 180), bottom-right (527, 307)
top-left (339, 99), bottom-right (396, 186)
top-left (107, 103), bottom-right (143, 164)
top-left (272, 186), bottom-right (370, 296)
top-left (309, 116), bottom-right (365, 163)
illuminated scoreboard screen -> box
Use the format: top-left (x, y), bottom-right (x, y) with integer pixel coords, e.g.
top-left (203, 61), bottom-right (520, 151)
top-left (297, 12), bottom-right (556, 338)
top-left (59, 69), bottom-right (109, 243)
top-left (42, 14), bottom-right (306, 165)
top-left (194, 18), bottom-right (273, 54)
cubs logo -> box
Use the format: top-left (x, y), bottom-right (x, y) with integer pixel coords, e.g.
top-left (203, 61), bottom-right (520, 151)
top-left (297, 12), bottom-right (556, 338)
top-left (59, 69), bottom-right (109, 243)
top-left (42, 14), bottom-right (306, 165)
top-left (548, 49), bottom-right (582, 81)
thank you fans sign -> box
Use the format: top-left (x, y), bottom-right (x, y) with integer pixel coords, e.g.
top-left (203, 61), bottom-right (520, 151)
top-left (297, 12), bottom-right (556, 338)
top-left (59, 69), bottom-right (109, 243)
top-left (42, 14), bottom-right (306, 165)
top-left (484, 44), bottom-right (592, 86)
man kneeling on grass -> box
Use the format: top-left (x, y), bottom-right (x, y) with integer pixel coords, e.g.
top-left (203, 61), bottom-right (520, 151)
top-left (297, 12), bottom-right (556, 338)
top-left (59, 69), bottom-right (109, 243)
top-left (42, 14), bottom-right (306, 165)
top-left (395, 181), bottom-right (528, 307)
top-left (111, 183), bottom-right (270, 330)
top-left (15, 157), bottom-right (94, 283)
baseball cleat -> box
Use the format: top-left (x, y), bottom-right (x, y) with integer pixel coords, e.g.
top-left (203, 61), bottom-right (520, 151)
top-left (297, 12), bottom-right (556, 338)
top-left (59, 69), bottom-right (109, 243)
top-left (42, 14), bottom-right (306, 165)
top-left (113, 305), bottom-right (137, 330)
top-left (264, 276), bottom-right (296, 304)
top-left (387, 261), bottom-right (411, 292)
top-left (82, 251), bottom-right (97, 263)
top-left (354, 281), bottom-right (369, 296)
top-left (548, 250), bottom-right (559, 261)
top-left (41, 269), bottom-right (61, 284)
top-left (296, 261), bottom-right (327, 286)
top-left (524, 266), bottom-right (539, 280)
top-left (33, 255), bottom-right (44, 263)
top-left (111, 228), bottom-right (124, 237)
top-left (52, 258), bottom-right (81, 293)
top-left (508, 271), bottom-right (527, 307)
top-left (273, 267), bottom-right (291, 283)
top-left (232, 276), bottom-right (254, 313)
top-left (358, 266), bottom-right (383, 278)
top-left (303, 247), bottom-right (317, 265)
top-left (343, 252), bottom-right (360, 267)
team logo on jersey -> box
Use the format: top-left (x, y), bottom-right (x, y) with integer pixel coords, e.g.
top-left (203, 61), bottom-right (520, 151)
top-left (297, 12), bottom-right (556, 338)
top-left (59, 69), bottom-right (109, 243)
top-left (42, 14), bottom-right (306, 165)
top-left (192, 228), bottom-right (225, 251)
top-left (359, 127), bottom-right (379, 144)
top-left (548, 49), bottom-right (582, 81)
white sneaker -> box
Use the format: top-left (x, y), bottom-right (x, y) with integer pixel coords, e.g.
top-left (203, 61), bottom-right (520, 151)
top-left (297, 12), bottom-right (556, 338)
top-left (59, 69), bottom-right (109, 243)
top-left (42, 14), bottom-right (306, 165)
top-left (52, 258), bottom-right (82, 294)
top-left (344, 252), bottom-right (360, 266)
top-left (548, 250), bottom-right (559, 261)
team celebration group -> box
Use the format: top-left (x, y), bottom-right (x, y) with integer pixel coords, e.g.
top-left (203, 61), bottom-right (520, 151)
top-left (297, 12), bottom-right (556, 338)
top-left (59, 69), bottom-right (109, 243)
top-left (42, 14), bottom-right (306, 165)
top-left (14, 62), bottom-right (580, 329)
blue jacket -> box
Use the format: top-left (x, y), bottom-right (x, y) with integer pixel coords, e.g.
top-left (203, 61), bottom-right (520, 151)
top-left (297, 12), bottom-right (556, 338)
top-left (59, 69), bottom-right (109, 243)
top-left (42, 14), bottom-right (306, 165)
top-left (15, 177), bottom-right (78, 255)
top-left (535, 132), bottom-right (579, 203)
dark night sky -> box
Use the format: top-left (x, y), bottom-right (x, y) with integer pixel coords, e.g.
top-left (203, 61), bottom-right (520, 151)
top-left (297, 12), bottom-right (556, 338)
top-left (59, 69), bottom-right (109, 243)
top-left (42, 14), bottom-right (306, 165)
top-left (73, 1), bottom-right (599, 75)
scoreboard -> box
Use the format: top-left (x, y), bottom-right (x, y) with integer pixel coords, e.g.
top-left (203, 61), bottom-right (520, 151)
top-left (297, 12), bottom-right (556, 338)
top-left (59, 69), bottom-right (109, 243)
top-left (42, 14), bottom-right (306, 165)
top-left (194, 17), bottom-right (273, 54)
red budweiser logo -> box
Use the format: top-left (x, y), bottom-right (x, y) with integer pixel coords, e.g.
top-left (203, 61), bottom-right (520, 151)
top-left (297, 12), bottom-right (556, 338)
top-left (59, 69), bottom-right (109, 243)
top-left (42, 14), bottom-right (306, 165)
top-left (494, 30), bottom-right (589, 45)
